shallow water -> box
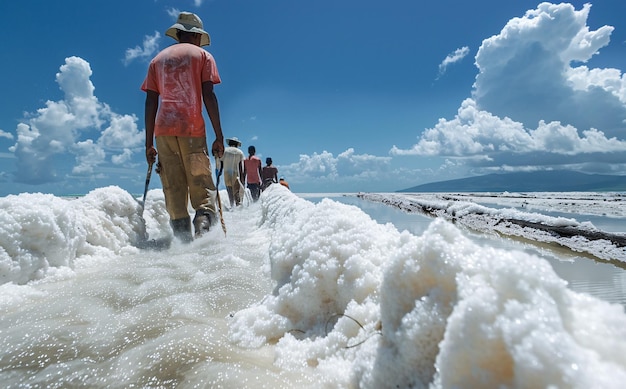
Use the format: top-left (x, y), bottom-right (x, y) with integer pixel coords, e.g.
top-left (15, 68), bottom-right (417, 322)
top-left (320, 194), bottom-right (626, 309)
top-left (472, 200), bottom-right (626, 233)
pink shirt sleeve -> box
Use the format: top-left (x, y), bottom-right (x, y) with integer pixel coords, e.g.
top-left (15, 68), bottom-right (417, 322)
top-left (202, 52), bottom-right (221, 85)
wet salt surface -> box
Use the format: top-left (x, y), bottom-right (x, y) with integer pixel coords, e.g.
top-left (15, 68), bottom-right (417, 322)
top-left (446, 192), bottom-right (626, 218)
top-left (314, 194), bottom-right (626, 309)
top-left (1, 187), bottom-right (626, 388)
top-left (358, 192), bottom-right (626, 264)
top-left (463, 201), bottom-right (625, 233)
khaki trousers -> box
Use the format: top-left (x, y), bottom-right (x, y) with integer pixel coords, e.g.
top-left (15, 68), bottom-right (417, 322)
top-left (224, 173), bottom-right (242, 206)
top-left (156, 136), bottom-right (217, 220)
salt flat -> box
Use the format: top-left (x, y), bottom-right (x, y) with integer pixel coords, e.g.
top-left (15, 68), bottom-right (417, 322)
top-left (358, 192), bottom-right (626, 264)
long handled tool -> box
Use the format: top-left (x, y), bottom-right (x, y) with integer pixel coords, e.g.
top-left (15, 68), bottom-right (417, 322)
top-left (138, 162), bottom-right (154, 241)
top-left (141, 162), bottom-right (154, 213)
top-left (136, 162), bottom-right (171, 250)
top-left (238, 177), bottom-right (252, 206)
top-left (214, 158), bottom-right (227, 236)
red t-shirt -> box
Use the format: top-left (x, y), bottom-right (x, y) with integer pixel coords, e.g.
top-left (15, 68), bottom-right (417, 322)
top-left (141, 43), bottom-right (221, 137)
top-left (244, 156), bottom-right (262, 184)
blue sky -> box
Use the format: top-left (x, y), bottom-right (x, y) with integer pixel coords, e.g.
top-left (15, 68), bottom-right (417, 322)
top-left (1, 0), bottom-right (626, 195)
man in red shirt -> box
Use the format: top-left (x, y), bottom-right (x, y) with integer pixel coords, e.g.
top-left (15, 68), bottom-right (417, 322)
top-left (243, 145), bottom-right (262, 201)
top-left (142, 11), bottom-right (225, 242)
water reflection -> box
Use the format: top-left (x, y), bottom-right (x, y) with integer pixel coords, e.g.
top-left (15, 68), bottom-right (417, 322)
top-left (303, 194), bottom-right (626, 310)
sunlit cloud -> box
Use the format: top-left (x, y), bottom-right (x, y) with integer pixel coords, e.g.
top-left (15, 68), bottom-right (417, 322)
top-left (395, 2), bottom-right (626, 177)
top-left (111, 148), bottom-right (133, 165)
top-left (73, 139), bottom-right (106, 175)
top-left (99, 113), bottom-right (143, 149)
top-left (8, 56), bottom-right (143, 184)
top-left (167, 8), bottom-right (180, 19)
top-left (392, 98), bottom-right (626, 157)
top-left (124, 32), bottom-right (160, 65)
top-left (281, 148), bottom-right (391, 183)
top-left (472, 3), bottom-right (625, 135)
top-left (437, 46), bottom-right (470, 78)
top-left (0, 129), bottom-right (13, 139)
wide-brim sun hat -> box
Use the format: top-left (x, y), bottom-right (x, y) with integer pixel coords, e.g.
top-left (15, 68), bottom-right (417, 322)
top-left (166, 12), bottom-right (211, 46)
top-left (226, 137), bottom-right (242, 146)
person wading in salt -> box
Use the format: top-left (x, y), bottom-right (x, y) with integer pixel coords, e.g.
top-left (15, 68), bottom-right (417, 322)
top-left (242, 145), bottom-right (263, 201)
top-left (142, 11), bottom-right (225, 242)
top-left (220, 137), bottom-right (245, 208)
top-left (261, 157), bottom-right (278, 191)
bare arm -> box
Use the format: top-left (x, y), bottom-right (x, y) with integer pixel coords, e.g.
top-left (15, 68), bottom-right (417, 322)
top-left (202, 81), bottom-right (224, 158)
top-left (145, 90), bottom-right (159, 164)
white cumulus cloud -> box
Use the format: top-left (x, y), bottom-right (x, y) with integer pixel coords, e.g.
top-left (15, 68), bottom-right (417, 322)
top-left (72, 139), bottom-right (106, 175)
top-left (8, 57), bottom-right (143, 184)
top-left (124, 32), bottom-right (160, 65)
top-left (473, 2), bottom-right (625, 135)
top-left (280, 148), bottom-right (391, 189)
top-left (112, 148), bottom-right (134, 165)
top-left (394, 2), bottom-right (626, 177)
top-left (0, 129), bottom-right (13, 140)
top-left (391, 98), bottom-right (626, 171)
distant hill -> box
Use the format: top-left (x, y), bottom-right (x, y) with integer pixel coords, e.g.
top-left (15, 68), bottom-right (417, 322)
top-left (398, 171), bottom-right (626, 192)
